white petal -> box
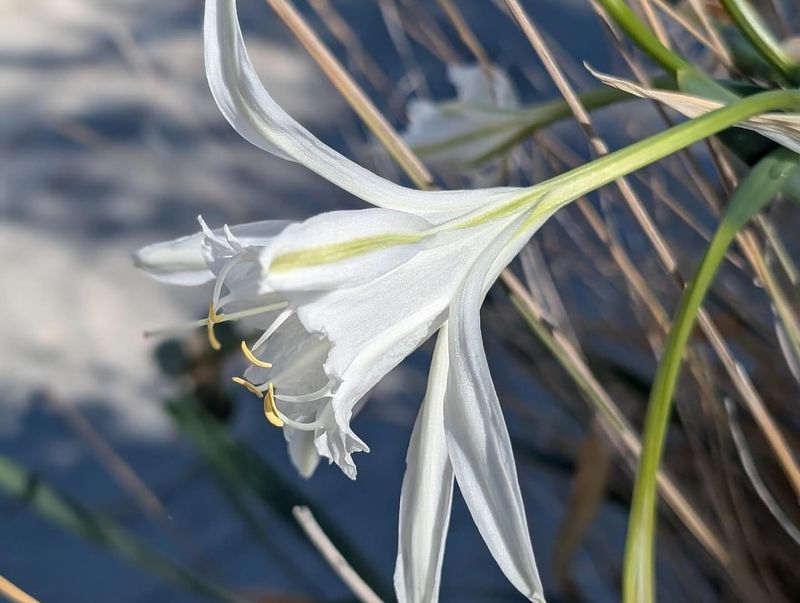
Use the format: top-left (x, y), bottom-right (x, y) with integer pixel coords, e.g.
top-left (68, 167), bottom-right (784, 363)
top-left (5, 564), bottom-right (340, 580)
top-left (261, 208), bottom-right (433, 292)
top-left (243, 312), bottom-right (331, 394)
top-left (403, 65), bottom-right (525, 167)
top-left (394, 325), bottom-right (454, 603)
top-left (284, 426), bottom-right (321, 478)
top-left (133, 231), bottom-right (214, 285)
top-left (443, 220), bottom-right (545, 602)
top-left (295, 221), bottom-right (513, 380)
top-left (218, 219), bottom-right (293, 248)
top-left (284, 219), bottom-right (516, 477)
top-left (481, 212), bottom-right (555, 296)
top-left (311, 404), bottom-right (369, 480)
top-left (448, 64), bottom-right (518, 109)
top-left (204, 0), bottom-right (523, 222)
top-left (133, 219), bottom-right (290, 285)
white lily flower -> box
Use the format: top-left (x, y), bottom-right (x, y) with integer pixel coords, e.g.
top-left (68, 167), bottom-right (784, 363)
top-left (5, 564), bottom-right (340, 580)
top-left (590, 67), bottom-right (800, 154)
top-left (401, 64), bottom-right (528, 172)
top-left (137, 2), bottom-right (784, 601)
top-left (135, 1), bottom-right (551, 601)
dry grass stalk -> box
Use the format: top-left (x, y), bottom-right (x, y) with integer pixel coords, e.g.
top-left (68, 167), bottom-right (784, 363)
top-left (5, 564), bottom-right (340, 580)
top-left (258, 0), bottom-right (798, 595)
top-left (0, 575), bottom-right (40, 603)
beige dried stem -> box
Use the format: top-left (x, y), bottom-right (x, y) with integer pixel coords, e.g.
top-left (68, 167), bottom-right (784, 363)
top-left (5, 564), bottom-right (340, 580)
top-left (637, 0), bottom-right (672, 50)
top-left (650, 0), bottom-right (730, 67)
top-left (436, 0), bottom-right (494, 80)
top-left (43, 390), bottom-right (213, 574)
top-left (306, 0), bottom-right (389, 90)
top-left (502, 270), bottom-right (730, 570)
top-left (684, 0), bottom-right (733, 64)
top-left (587, 2), bottom-right (800, 499)
top-left (0, 575), bottom-right (40, 603)
top-left (292, 507), bottom-right (383, 603)
top-left (500, 2), bottom-right (799, 586)
top-left (263, 0), bottom-right (433, 190)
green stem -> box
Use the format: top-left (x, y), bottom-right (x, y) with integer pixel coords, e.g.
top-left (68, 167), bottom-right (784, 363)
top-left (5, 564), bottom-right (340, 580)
top-left (593, 0), bottom-right (691, 74)
top-left (719, 0), bottom-right (800, 85)
top-left (591, 0), bottom-right (750, 112)
top-left (413, 84), bottom-right (637, 160)
top-left (467, 83), bottom-right (671, 166)
top-left (622, 148), bottom-right (800, 603)
top-left (458, 89), bottom-right (800, 231)
top-left (532, 90), bottom-right (800, 215)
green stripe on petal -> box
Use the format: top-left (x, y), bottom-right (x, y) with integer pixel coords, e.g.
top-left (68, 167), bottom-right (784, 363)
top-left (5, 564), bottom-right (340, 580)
top-left (270, 232), bottom-right (426, 272)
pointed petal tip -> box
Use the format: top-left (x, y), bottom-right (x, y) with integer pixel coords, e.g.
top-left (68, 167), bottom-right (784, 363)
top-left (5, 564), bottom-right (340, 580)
top-left (394, 326), bottom-right (454, 603)
top-left (132, 234), bottom-right (215, 286)
top-left (204, 0), bottom-right (520, 222)
top-left (338, 457), bottom-right (358, 480)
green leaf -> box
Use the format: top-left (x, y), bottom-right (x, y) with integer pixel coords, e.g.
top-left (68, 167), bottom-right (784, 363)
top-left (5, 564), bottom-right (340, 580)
top-left (677, 69), bottom-right (740, 104)
top-left (720, 25), bottom-right (786, 83)
top-left (622, 148), bottom-right (800, 603)
top-left (782, 171), bottom-right (800, 206)
top-left (593, 0), bottom-right (789, 166)
top-left (593, 0), bottom-right (691, 74)
top-left (0, 455), bottom-right (245, 603)
top-left (719, 0), bottom-right (800, 85)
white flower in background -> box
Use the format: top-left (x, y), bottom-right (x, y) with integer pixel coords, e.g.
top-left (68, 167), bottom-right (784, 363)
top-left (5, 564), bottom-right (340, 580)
top-left (590, 67), bottom-right (800, 154)
top-left (401, 63), bottom-right (531, 175)
top-left (136, 1), bottom-right (551, 601)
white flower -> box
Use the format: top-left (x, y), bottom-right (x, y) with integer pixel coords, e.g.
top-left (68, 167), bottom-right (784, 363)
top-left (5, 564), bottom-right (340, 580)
top-left (137, 2), bottom-right (778, 600)
top-left (401, 64), bottom-right (528, 172)
top-left (590, 67), bottom-right (800, 154)
top-left (136, 1), bottom-right (552, 601)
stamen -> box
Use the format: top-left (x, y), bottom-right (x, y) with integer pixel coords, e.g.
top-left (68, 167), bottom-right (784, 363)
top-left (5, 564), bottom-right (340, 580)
top-left (240, 341), bottom-right (272, 368)
top-left (263, 383), bottom-right (284, 427)
top-left (251, 307), bottom-right (294, 351)
top-left (142, 302), bottom-right (288, 339)
top-left (212, 257), bottom-right (241, 310)
top-left (207, 303), bottom-right (224, 350)
top-left (275, 382), bottom-right (333, 402)
top-left (272, 408), bottom-right (325, 431)
top-left (231, 376), bottom-right (263, 397)
top-left (233, 378), bottom-right (287, 429)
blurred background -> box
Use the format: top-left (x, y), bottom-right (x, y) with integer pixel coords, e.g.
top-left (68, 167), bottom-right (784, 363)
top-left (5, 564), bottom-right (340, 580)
top-left (1, 1), bottom-right (798, 602)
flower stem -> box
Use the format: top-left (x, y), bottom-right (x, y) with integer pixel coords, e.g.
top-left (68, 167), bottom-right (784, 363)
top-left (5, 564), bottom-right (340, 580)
top-left (527, 89), bottom-right (800, 219)
top-left (412, 84), bottom-right (647, 161)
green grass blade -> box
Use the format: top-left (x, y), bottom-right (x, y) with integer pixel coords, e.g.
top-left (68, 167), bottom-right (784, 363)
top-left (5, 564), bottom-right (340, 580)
top-left (0, 455), bottom-right (245, 603)
top-left (622, 148), bottom-right (800, 603)
top-left (166, 399), bottom-right (394, 602)
top-left (593, 0), bottom-right (691, 74)
top-left (719, 0), bottom-right (800, 85)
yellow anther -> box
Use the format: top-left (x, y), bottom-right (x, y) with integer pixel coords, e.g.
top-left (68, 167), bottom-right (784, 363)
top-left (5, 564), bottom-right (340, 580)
top-left (231, 376), bottom-right (263, 398)
top-left (263, 382), bottom-right (284, 427)
top-left (207, 303), bottom-right (224, 351)
top-left (240, 340), bottom-right (272, 368)
top-left (232, 378), bottom-right (284, 428)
